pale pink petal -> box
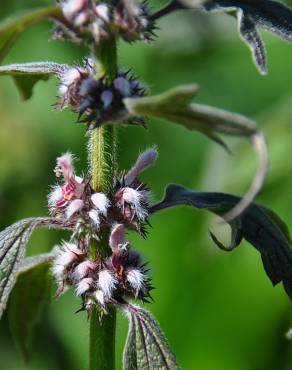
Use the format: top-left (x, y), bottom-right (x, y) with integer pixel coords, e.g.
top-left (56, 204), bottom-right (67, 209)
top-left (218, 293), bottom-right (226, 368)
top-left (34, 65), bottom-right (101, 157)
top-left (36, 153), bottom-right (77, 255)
top-left (89, 209), bottom-right (100, 227)
top-left (98, 270), bottom-right (117, 297)
top-left (66, 199), bottom-right (84, 218)
top-left (73, 260), bottom-right (96, 280)
top-left (76, 277), bottom-right (94, 296)
top-left (55, 152), bottom-right (75, 181)
top-left (91, 192), bottom-right (110, 216)
top-left (48, 186), bottom-right (63, 208)
top-left (109, 224), bottom-right (125, 251)
top-left (124, 148), bottom-right (158, 185)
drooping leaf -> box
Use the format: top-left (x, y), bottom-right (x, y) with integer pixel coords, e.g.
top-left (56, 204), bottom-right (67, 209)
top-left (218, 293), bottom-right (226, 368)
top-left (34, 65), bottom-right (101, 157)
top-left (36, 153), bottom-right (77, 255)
top-left (9, 262), bottom-right (52, 360)
top-left (0, 217), bottom-right (72, 319)
top-left (0, 62), bottom-right (69, 100)
top-left (0, 5), bottom-right (64, 63)
top-left (150, 183), bottom-right (292, 300)
top-left (0, 219), bottom-right (37, 319)
top-left (202, 0), bottom-right (292, 74)
top-left (123, 304), bottom-right (180, 370)
top-left (124, 85), bottom-right (268, 221)
top-left (18, 252), bottom-right (54, 276)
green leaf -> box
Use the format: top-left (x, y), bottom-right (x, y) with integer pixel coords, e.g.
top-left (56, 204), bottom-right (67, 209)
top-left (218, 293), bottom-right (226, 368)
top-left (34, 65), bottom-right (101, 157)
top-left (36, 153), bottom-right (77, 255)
top-left (0, 219), bottom-right (37, 319)
top-left (124, 85), bottom-right (268, 221)
top-left (150, 183), bottom-right (292, 300)
top-left (0, 217), bottom-right (71, 319)
top-left (0, 5), bottom-right (63, 63)
top-left (123, 304), bottom-right (180, 370)
top-left (9, 262), bottom-right (52, 360)
top-left (18, 252), bottom-right (54, 276)
top-left (0, 62), bottom-right (68, 100)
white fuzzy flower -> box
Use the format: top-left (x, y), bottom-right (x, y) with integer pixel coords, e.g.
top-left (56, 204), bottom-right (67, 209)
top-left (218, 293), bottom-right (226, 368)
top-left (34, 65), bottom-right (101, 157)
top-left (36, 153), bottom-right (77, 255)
top-left (76, 277), bottom-right (94, 296)
top-left (91, 192), bottom-right (110, 216)
top-left (48, 185), bottom-right (63, 208)
top-left (94, 290), bottom-right (105, 306)
top-left (73, 260), bottom-right (95, 280)
top-left (126, 269), bottom-right (145, 296)
top-left (88, 209), bottom-right (101, 228)
top-left (95, 4), bottom-right (110, 22)
top-left (62, 0), bottom-right (87, 20)
top-left (98, 270), bottom-right (117, 298)
top-left (52, 242), bottom-right (83, 280)
top-left (66, 198), bottom-right (84, 218)
top-left (121, 187), bottom-right (149, 220)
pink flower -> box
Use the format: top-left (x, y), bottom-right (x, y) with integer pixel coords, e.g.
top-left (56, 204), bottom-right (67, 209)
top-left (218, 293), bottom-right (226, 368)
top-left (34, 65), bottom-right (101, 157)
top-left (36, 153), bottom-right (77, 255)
top-left (48, 153), bottom-right (85, 217)
top-left (124, 148), bottom-right (158, 186)
top-left (76, 277), bottom-right (94, 296)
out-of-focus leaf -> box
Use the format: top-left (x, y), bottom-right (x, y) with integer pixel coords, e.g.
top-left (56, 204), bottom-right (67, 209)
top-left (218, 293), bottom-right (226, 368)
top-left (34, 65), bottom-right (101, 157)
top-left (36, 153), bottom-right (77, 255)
top-left (203, 0), bottom-right (292, 74)
top-left (0, 62), bottom-right (68, 100)
top-left (123, 304), bottom-right (180, 370)
top-left (124, 84), bottom-right (268, 221)
top-left (8, 263), bottom-right (52, 360)
top-left (0, 217), bottom-right (72, 319)
top-left (150, 183), bottom-right (292, 300)
top-left (0, 5), bottom-right (64, 63)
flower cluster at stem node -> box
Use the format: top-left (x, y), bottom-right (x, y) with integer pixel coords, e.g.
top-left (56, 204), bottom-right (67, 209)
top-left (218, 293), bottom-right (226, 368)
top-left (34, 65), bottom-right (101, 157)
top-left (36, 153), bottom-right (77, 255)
top-left (50, 148), bottom-right (157, 313)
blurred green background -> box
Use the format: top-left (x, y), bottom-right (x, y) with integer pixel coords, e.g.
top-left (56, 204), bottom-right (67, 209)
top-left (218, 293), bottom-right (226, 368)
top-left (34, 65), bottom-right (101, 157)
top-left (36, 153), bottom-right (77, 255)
top-left (1, 1), bottom-right (292, 369)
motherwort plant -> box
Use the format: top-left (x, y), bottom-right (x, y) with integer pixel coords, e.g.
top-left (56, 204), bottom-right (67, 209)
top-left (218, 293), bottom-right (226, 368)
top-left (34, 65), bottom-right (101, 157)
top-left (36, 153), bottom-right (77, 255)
top-left (1, 0), bottom-right (292, 369)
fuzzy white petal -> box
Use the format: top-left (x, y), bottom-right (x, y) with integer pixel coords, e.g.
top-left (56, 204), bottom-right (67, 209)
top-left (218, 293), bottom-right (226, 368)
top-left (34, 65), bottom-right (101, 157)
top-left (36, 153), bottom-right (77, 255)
top-left (95, 4), bottom-right (110, 21)
top-left (91, 193), bottom-right (110, 216)
top-left (62, 0), bottom-right (86, 19)
top-left (76, 277), bottom-right (94, 296)
top-left (126, 269), bottom-right (145, 293)
top-left (95, 290), bottom-right (105, 306)
top-left (88, 209), bottom-right (101, 228)
top-left (66, 199), bottom-right (84, 218)
top-left (122, 187), bottom-right (149, 220)
top-left (48, 186), bottom-right (63, 207)
top-left (73, 260), bottom-right (95, 280)
top-left (98, 270), bottom-right (117, 298)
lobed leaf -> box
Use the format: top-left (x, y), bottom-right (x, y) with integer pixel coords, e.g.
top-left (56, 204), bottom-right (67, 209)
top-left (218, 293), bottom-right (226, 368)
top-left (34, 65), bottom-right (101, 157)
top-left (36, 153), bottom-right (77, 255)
top-left (123, 304), bottom-right (180, 370)
top-left (0, 62), bottom-right (69, 100)
top-left (0, 5), bottom-right (64, 63)
top-left (124, 85), bottom-right (268, 221)
top-left (9, 263), bottom-right (52, 360)
top-left (150, 183), bottom-right (292, 300)
top-left (203, 0), bottom-right (292, 74)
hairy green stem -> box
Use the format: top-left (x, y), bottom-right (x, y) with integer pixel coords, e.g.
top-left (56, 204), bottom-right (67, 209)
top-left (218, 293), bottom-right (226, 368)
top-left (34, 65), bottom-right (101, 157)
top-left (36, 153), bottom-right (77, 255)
top-left (89, 38), bottom-right (118, 370)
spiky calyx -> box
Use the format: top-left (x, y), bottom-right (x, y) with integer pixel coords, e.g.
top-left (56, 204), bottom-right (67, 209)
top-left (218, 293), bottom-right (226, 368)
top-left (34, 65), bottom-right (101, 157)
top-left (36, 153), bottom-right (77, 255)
top-left (57, 61), bottom-right (146, 128)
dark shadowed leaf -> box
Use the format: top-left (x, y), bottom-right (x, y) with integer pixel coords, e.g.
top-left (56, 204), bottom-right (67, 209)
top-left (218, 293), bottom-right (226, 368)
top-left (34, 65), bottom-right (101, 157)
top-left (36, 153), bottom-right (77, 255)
top-left (150, 183), bottom-right (292, 300)
top-left (123, 304), bottom-right (180, 370)
top-left (203, 0), bottom-right (292, 74)
top-left (0, 62), bottom-right (69, 100)
top-left (0, 217), bottom-right (72, 319)
top-left (9, 263), bottom-right (52, 360)
top-left (0, 5), bottom-right (64, 63)
top-left (124, 84), bottom-right (268, 221)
